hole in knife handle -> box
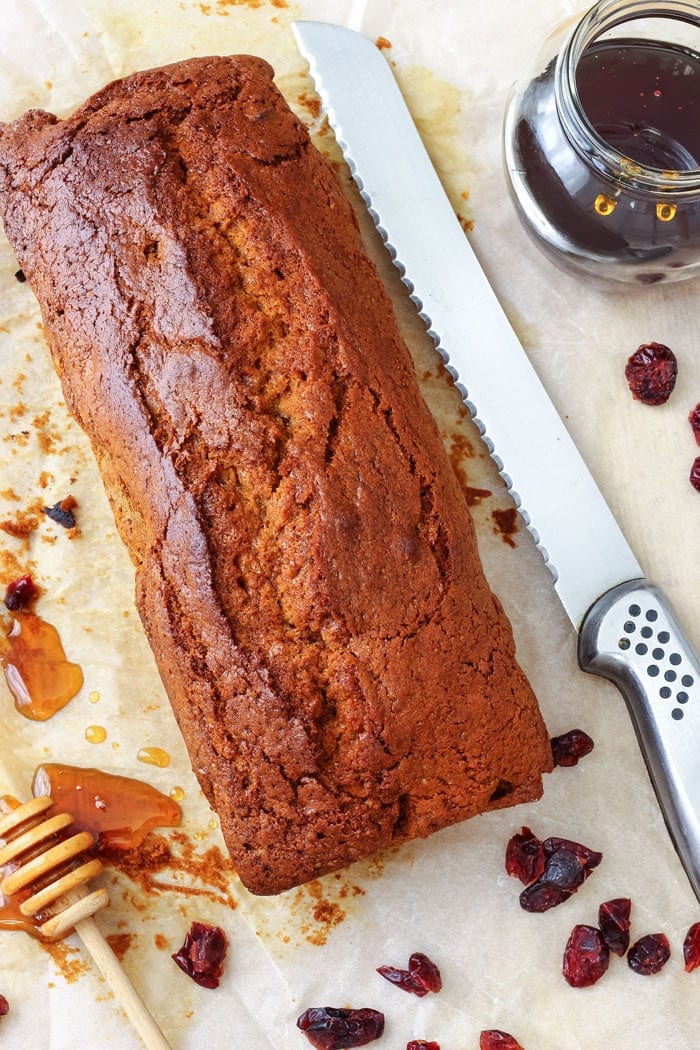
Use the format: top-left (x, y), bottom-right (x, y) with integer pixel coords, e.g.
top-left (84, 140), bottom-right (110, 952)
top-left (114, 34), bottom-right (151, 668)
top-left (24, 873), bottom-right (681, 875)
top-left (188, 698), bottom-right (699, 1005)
top-left (595, 586), bottom-right (696, 724)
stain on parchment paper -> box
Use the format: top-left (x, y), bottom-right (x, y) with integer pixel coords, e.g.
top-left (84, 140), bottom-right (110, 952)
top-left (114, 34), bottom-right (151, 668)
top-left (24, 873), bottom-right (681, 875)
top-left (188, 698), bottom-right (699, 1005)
top-left (103, 830), bottom-right (238, 914)
top-left (394, 66), bottom-right (476, 233)
top-left (492, 506), bottom-right (519, 548)
top-left (42, 940), bottom-right (91, 983)
top-left (254, 874), bottom-right (366, 952)
top-left (105, 931), bottom-right (135, 962)
top-left (502, 299), bottom-right (542, 351)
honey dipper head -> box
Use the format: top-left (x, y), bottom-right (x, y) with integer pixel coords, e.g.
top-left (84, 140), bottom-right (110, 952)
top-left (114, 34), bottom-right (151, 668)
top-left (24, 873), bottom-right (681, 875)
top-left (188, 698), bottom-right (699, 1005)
top-left (0, 796), bottom-right (108, 939)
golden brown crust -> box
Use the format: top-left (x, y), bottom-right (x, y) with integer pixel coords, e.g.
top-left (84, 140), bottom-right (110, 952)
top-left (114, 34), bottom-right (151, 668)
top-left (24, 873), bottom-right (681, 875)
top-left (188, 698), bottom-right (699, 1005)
top-left (0, 56), bottom-right (552, 894)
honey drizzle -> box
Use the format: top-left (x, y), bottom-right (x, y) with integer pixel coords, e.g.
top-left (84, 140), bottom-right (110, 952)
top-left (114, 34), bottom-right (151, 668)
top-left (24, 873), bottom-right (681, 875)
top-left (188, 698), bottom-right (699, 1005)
top-left (1, 612), bottom-right (84, 720)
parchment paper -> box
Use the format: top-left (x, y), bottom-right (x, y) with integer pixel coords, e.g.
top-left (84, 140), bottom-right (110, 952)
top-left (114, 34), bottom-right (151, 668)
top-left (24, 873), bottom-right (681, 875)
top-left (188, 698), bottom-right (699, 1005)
top-left (0, 1), bottom-right (698, 1047)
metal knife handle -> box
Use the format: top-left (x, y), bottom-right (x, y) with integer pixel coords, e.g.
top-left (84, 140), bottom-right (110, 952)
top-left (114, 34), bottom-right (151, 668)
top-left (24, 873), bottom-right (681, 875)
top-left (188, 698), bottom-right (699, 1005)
top-left (579, 579), bottom-right (700, 900)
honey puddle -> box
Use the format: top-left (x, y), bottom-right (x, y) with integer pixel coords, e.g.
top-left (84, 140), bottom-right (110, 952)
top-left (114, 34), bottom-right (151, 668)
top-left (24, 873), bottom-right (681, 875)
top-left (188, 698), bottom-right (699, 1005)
top-left (31, 764), bottom-right (181, 851)
top-left (1, 612), bottom-right (83, 720)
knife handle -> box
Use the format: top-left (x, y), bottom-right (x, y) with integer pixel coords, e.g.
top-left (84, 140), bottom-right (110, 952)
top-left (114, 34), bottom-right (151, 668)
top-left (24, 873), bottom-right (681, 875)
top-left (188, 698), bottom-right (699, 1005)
top-left (579, 579), bottom-right (700, 901)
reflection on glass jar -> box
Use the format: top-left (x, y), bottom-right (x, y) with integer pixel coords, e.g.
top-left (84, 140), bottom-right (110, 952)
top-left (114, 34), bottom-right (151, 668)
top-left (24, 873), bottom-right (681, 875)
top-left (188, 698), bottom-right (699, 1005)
top-left (503, 0), bottom-right (700, 285)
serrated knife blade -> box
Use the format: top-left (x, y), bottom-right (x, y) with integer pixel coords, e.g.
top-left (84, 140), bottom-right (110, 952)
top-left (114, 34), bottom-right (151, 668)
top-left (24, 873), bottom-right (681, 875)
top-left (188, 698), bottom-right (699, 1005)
top-left (293, 19), bottom-right (700, 900)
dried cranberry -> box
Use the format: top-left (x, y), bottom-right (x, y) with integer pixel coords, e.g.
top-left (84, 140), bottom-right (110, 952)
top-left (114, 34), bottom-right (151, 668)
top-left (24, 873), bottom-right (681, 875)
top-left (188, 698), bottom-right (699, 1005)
top-left (514, 833), bottom-right (601, 911)
top-left (533, 836), bottom-right (601, 899)
top-left (542, 848), bottom-right (587, 892)
top-left (519, 879), bottom-right (571, 912)
top-left (0, 995), bottom-right (8, 1017)
top-left (479, 1031), bottom-right (523, 1050)
top-left (625, 342), bottom-right (677, 405)
top-left (377, 952), bottom-right (442, 997)
top-left (551, 729), bottom-right (594, 767)
top-left (171, 921), bottom-right (228, 989)
top-left (627, 933), bottom-right (671, 975)
top-left (44, 497), bottom-right (77, 529)
top-left (408, 952), bottom-right (442, 993)
top-left (407, 1042), bottom-right (439, 1050)
top-left (543, 837), bottom-right (602, 878)
top-left (562, 925), bottom-right (610, 987)
top-left (598, 898), bottom-right (632, 956)
top-left (3, 574), bottom-right (37, 612)
top-left (297, 1007), bottom-right (384, 1049)
top-left (689, 404), bottom-right (700, 446)
top-left (505, 827), bottom-right (545, 885)
top-left (683, 922), bottom-right (700, 972)
top-left (691, 456), bottom-right (700, 493)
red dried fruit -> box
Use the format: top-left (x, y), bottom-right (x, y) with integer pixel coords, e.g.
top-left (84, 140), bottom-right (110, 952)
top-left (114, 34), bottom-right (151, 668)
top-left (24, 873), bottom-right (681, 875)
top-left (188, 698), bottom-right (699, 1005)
top-left (551, 729), bottom-right (594, 767)
top-left (625, 342), bottom-right (677, 405)
top-left (171, 921), bottom-right (228, 989)
top-left (543, 837), bottom-right (602, 880)
top-left (0, 995), bottom-right (8, 1017)
top-left (628, 933), bottom-right (671, 975)
top-left (513, 833), bottom-right (601, 911)
top-left (519, 879), bottom-right (571, 912)
top-left (408, 952), bottom-right (442, 994)
top-left (44, 497), bottom-right (77, 530)
top-left (598, 898), bottom-right (631, 956)
top-left (683, 922), bottom-right (700, 972)
top-left (689, 404), bottom-right (700, 446)
top-left (297, 1007), bottom-right (384, 1049)
top-left (407, 1042), bottom-right (440, 1050)
top-left (3, 574), bottom-right (37, 612)
top-left (563, 925), bottom-right (610, 987)
top-left (542, 847), bottom-right (588, 891)
top-left (691, 456), bottom-right (700, 493)
top-left (479, 1031), bottom-right (524, 1050)
top-left (377, 952), bottom-right (442, 997)
top-left (505, 827), bottom-right (545, 885)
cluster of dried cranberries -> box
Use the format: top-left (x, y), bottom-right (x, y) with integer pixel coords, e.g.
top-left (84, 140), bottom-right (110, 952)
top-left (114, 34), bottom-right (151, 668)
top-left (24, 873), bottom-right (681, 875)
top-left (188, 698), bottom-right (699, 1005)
top-left (506, 827), bottom-right (602, 912)
top-left (624, 343), bottom-right (700, 491)
top-left (690, 403), bottom-right (700, 492)
top-left (377, 952), bottom-right (442, 997)
top-left (562, 898), bottom-right (630, 988)
top-left (561, 897), bottom-right (686, 986)
top-left (297, 951), bottom-right (442, 1049)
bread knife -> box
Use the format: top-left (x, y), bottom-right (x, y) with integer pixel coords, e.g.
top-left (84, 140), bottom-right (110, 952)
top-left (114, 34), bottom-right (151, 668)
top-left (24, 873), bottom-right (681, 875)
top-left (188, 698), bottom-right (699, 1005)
top-left (292, 20), bottom-right (700, 901)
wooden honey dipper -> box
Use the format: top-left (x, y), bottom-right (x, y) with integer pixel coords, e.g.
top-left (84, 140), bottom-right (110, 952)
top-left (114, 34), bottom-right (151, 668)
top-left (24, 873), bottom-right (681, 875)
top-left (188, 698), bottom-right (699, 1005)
top-left (0, 796), bottom-right (172, 1050)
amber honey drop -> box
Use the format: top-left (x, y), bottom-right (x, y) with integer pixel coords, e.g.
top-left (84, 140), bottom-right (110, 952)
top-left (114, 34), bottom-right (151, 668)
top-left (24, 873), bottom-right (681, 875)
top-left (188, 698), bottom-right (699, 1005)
top-left (137, 747), bottom-right (171, 769)
top-left (1, 612), bottom-right (83, 720)
top-left (85, 725), bottom-right (107, 744)
top-left (170, 786), bottom-right (185, 802)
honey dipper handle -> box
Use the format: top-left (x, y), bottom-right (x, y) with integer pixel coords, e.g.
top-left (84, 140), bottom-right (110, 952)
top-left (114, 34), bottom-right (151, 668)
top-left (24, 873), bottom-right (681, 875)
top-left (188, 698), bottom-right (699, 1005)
top-left (75, 915), bottom-right (173, 1050)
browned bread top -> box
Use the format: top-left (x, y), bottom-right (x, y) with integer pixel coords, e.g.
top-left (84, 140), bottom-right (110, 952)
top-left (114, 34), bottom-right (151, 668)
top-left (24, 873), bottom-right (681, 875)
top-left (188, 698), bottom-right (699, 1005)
top-left (0, 56), bottom-right (552, 894)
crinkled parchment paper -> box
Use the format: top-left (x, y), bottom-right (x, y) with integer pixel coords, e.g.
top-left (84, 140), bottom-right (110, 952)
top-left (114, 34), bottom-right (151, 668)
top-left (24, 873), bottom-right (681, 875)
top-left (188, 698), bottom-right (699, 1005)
top-left (0, 1), bottom-right (698, 1047)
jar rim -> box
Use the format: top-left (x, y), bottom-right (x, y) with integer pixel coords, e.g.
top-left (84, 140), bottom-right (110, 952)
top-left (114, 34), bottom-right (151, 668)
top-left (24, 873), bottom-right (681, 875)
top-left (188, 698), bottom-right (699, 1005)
top-left (556, 0), bottom-right (700, 194)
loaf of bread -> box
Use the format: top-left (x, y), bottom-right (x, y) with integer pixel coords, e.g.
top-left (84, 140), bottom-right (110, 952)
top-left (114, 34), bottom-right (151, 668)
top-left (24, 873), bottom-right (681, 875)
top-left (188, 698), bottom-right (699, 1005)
top-left (0, 56), bottom-right (552, 894)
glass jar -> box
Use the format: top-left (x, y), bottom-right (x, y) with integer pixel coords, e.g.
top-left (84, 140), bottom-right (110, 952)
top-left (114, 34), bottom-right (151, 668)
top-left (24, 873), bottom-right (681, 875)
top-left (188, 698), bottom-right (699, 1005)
top-left (503, 0), bottom-right (700, 285)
